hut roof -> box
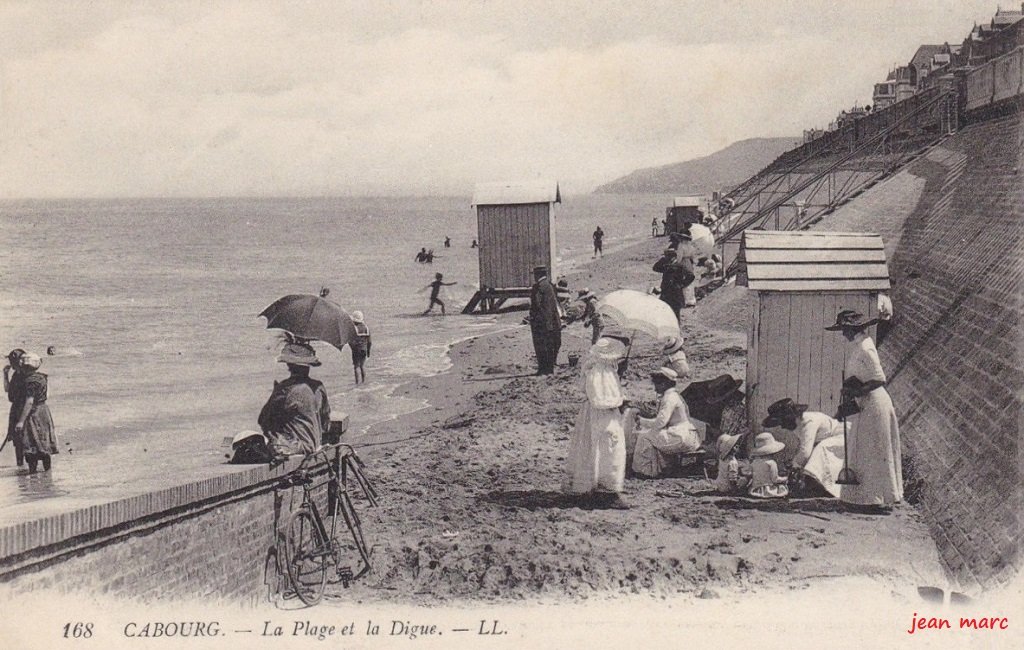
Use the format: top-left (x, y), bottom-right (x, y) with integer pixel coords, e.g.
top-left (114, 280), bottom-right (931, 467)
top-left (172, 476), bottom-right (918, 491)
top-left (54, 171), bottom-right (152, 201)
top-left (472, 181), bottom-right (561, 206)
top-left (672, 196), bottom-right (703, 207)
top-left (737, 230), bottom-right (891, 291)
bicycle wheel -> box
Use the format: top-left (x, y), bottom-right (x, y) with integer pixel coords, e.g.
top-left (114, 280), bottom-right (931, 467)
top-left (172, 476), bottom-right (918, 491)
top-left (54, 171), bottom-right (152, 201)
top-left (285, 508), bottom-right (327, 606)
top-left (334, 491), bottom-right (373, 579)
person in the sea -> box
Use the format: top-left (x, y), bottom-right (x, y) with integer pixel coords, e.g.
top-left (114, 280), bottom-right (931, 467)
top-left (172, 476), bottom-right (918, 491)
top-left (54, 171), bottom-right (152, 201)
top-left (631, 367), bottom-right (704, 478)
top-left (826, 309), bottom-right (902, 512)
top-left (12, 352), bottom-right (58, 474)
top-left (747, 432), bottom-right (789, 498)
top-left (471, 239), bottom-right (478, 248)
top-left (414, 247), bottom-right (427, 263)
top-left (577, 288), bottom-right (603, 344)
top-left (350, 310), bottom-right (371, 385)
top-left (592, 226), bottom-right (604, 257)
top-left (423, 272), bottom-right (456, 315)
top-left (528, 265), bottom-right (561, 375)
top-left (761, 397), bottom-right (844, 497)
top-left (444, 236), bottom-right (451, 248)
top-left (651, 217), bottom-right (659, 237)
top-left (425, 249), bottom-right (434, 263)
top-left (258, 341), bottom-right (330, 459)
top-left (564, 338), bottom-right (629, 509)
top-left (3, 349), bottom-right (26, 467)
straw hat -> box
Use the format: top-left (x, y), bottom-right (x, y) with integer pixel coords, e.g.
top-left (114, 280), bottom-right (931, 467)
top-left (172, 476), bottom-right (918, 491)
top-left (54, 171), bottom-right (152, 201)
top-left (19, 352), bottom-right (42, 370)
top-left (351, 311), bottom-right (365, 324)
top-left (277, 342), bottom-right (321, 367)
top-left (750, 432), bottom-right (786, 457)
top-left (663, 336), bottom-right (685, 355)
top-left (717, 433), bottom-right (744, 460)
top-left (824, 309), bottom-right (879, 331)
top-left (651, 366), bottom-right (678, 384)
top-left (589, 337), bottom-right (627, 361)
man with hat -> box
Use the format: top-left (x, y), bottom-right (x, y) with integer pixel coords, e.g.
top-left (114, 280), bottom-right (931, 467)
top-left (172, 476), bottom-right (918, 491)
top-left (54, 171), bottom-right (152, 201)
top-left (652, 248), bottom-right (692, 319)
top-left (529, 265), bottom-right (562, 375)
top-left (258, 341), bottom-right (331, 459)
top-left (577, 288), bottom-right (603, 344)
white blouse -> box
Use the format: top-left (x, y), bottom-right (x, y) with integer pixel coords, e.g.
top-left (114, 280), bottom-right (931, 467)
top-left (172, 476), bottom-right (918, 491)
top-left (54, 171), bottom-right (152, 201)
top-left (638, 389), bottom-right (690, 430)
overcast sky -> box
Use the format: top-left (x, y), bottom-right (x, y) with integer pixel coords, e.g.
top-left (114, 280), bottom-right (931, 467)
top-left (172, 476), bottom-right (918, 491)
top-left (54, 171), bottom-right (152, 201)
top-left (0, 0), bottom-right (1004, 197)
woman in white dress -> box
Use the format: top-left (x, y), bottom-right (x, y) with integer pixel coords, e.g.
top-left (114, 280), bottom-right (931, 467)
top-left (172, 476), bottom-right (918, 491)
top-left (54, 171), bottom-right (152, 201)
top-left (564, 338), bottom-right (629, 509)
top-left (825, 310), bottom-right (902, 511)
top-left (662, 336), bottom-right (690, 381)
top-left (762, 397), bottom-right (845, 497)
top-left (632, 367), bottom-right (704, 478)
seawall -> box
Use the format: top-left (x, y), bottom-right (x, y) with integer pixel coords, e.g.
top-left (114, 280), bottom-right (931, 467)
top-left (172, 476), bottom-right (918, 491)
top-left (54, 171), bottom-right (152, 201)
top-left (0, 457), bottom-right (312, 604)
top-left (810, 110), bottom-right (1024, 591)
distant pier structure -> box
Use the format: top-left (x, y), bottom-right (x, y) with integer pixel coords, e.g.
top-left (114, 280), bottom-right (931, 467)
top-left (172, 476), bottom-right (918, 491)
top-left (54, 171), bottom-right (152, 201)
top-left (462, 180), bottom-right (561, 314)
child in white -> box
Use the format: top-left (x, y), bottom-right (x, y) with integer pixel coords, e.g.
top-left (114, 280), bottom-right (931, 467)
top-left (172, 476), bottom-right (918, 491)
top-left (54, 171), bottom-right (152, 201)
top-left (714, 433), bottom-right (751, 494)
top-left (748, 432), bottom-right (789, 498)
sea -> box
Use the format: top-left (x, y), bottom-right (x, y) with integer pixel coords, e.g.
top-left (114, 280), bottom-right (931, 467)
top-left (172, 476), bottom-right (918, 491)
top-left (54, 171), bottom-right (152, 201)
top-left (0, 193), bottom-right (671, 512)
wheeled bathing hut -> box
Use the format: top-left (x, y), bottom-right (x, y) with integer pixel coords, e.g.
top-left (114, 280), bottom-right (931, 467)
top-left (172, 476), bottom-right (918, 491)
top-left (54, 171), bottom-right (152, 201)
top-left (462, 181), bottom-right (561, 314)
top-left (737, 230), bottom-right (891, 460)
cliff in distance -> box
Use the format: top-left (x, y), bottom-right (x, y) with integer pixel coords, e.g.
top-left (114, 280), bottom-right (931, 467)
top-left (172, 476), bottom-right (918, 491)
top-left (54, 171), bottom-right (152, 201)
top-left (594, 137), bottom-right (799, 194)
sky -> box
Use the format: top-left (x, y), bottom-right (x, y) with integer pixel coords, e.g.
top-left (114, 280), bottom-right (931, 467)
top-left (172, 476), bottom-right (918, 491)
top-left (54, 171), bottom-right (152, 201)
top-left (0, 0), bottom-right (1006, 198)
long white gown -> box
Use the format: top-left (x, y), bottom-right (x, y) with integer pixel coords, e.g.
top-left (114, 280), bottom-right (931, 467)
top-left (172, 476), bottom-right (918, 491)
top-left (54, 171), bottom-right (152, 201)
top-left (790, 411), bottom-right (845, 498)
top-left (840, 333), bottom-right (903, 506)
top-left (632, 389), bottom-right (703, 478)
top-left (564, 357), bottom-right (626, 494)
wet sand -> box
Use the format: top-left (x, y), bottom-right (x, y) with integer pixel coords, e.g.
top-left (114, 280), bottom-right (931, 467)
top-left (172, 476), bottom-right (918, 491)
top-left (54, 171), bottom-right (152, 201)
top-left (338, 235), bottom-right (949, 605)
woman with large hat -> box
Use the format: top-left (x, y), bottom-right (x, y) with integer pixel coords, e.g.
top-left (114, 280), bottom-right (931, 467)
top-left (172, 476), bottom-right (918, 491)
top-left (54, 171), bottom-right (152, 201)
top-left (762, 397), bottom-right (844, 497)
top-left (564, 338), bottom-right (629, 509)
top-left (631, 367), bottom-right (704, 478)
top-left (11, 352), bottom-right (58, 473)
top-left (825, 309), bottom-right (902, 510)
top-left (258, 341), bottom-right (331, 459)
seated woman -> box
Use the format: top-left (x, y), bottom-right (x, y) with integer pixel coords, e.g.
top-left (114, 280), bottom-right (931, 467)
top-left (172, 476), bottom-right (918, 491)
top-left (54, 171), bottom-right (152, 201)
top-left (631, 367), bottom-right (705, 478)
top-left (258, 341), bottom-right (331, 459)
top-left (762, 398), bottom-right (845, 497)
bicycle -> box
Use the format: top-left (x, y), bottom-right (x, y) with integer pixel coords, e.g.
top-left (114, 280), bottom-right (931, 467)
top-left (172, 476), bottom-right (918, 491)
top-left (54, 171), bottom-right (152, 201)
top-left (282, 442), bottom-right (379, 606)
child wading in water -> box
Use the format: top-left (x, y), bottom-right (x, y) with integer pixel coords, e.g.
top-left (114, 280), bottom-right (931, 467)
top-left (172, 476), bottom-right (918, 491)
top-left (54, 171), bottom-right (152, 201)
top-left (714, 433), bottom-right (751, 494)
top-left (423, 273), bottom-right (456, 315)
top-left (350, 310), bottom-right (371, 384)
top-left (748, 432), bottom-right (789, 498)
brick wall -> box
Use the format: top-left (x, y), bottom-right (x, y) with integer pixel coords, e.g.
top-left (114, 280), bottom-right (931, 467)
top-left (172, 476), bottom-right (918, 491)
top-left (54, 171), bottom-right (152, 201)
top-left (0, 458), bottom-right (316, 604)
top-left (813, 111), bottom-right (1024, 590)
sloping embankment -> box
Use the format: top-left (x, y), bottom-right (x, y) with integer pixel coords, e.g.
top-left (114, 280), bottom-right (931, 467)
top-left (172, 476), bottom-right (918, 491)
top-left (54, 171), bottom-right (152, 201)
top-left (811, 111), bottom-right (1024, 591)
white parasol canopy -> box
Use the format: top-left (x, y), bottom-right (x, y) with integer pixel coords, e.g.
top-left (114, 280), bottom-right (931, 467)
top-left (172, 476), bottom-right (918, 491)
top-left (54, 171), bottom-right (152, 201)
top-left (597, 289), bottom-right (680, 341)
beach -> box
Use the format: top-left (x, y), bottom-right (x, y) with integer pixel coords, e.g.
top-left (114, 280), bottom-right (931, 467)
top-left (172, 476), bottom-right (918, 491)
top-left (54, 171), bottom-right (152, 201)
top-left (332, 233), bottom-right (948, 605)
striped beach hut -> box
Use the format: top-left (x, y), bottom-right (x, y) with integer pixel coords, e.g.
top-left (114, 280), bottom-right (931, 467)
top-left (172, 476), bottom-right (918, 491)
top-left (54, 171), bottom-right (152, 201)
top-left (463, 180), bottom-right (561, 314)
top-left (737, 230), bottom-right (891, 459)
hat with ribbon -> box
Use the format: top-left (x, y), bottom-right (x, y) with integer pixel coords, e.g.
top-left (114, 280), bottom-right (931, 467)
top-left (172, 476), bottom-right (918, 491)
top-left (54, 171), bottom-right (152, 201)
top-left (750, 432), bottom-right (786, 457)
top-left (663, 336), bottom-right (685, 355)
top-left (717, 433), bottom-right (744, 460)
top-left (589, 337), bottom-right (627, 361)
top-left (277, 342), bottom-right (321, 367)
top-left (351, 311), bottom-right (365, 324)
top-left (824, 309), bottom-right (879, 331)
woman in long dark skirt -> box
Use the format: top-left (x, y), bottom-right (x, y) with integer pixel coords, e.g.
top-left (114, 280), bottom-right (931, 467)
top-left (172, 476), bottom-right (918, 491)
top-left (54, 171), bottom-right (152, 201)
top-left (3, 348), bottom-right (27, 467)
top-left (13, 352), bottom-right (58, 473)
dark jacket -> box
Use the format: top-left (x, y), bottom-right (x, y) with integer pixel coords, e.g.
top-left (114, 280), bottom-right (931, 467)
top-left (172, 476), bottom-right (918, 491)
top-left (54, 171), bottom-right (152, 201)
top-left (653, 256), bottom-right (694, 296)
top-left (529, 277), bottom-right (561, 332)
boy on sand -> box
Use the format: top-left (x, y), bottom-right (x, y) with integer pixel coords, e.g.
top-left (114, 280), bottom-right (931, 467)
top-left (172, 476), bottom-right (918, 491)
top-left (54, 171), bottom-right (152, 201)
top-left (350, 311), bottom-right (371, 384)
top-left (423, 273), bottom-right (456, 315)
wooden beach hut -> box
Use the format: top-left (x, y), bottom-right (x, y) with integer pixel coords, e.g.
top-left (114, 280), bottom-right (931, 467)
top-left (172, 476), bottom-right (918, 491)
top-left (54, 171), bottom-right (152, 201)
top-left (665, 196), bottom-right (705, 235)
top-left (737, 230), bottom-right (891, 460)
top-left (462, 180), bottom-right (561, 314)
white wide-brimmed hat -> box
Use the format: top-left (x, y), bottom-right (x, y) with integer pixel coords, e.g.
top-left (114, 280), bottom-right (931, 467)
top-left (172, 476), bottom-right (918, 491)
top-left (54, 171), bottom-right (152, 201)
top-left (663, 336), bottom-right (685, 354)
top-left (750, 432), bottom-right (786, 457)
top-left (19, 352), bottom-right (42, 370)
top-left (717, 433), bottom-right (744, 460)
top-left (589, 337), bottom-right (626, 361)
top-left (352, 310), bottom-right (365, 324)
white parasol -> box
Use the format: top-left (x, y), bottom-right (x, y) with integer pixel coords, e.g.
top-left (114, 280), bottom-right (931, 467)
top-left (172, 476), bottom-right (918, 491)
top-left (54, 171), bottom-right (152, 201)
top-left (597, 289), bottom-right (680, 341)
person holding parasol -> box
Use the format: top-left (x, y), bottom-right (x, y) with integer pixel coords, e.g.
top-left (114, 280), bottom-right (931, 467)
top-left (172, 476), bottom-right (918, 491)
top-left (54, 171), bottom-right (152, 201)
top-left (825, 310), bottom-right (902, 512)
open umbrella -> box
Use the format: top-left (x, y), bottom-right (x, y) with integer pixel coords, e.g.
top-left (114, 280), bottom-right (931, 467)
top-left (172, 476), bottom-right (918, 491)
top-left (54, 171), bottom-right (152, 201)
top-left (259, 294), bottom-right (358, 351)
top-left (597, 289), bottom-right (680, 341)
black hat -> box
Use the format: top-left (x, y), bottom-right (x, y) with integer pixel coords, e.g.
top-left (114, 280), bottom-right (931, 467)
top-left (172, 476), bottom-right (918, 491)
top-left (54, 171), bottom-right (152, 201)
top-left (825, 309), bottom-right (879, 331)
top-left (533, 265), bottom-right (548, 275)
top-left (704, 374), bottom-right (744, 404)
top-left (762, 397), bottom-right (808, 428)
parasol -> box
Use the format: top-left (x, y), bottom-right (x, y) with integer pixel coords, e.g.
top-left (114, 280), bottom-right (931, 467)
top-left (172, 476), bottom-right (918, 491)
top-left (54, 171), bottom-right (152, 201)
top-left (679, 223), bottom-right (715, 258)
top-left (597, 289), bottom-right (680, 341)
top-left (259, 294), bottom-right (358, 351)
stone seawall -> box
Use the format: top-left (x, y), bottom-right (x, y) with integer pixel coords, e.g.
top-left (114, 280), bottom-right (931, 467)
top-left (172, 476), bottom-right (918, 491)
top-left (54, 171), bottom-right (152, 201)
top-left (0, 458), bottom-right (311, 604)
top-left (811, 111), bottom-right (1024, 591)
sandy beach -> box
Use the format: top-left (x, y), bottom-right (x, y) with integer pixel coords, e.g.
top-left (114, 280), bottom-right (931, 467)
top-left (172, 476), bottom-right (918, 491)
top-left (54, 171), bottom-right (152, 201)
top-left (334, 234), bottom-right (947, 605)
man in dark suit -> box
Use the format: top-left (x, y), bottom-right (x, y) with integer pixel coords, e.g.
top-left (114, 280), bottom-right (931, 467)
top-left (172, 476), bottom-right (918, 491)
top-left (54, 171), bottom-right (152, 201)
top-left (529, 265), bottom-right (562, 375)
top-left (652, 248), bottom-right (692, 319)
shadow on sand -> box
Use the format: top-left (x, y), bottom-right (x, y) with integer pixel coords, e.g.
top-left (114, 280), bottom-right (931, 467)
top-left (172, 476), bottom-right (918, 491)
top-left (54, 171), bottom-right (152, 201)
top-left (480, 489), bottom-right (581, 510)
